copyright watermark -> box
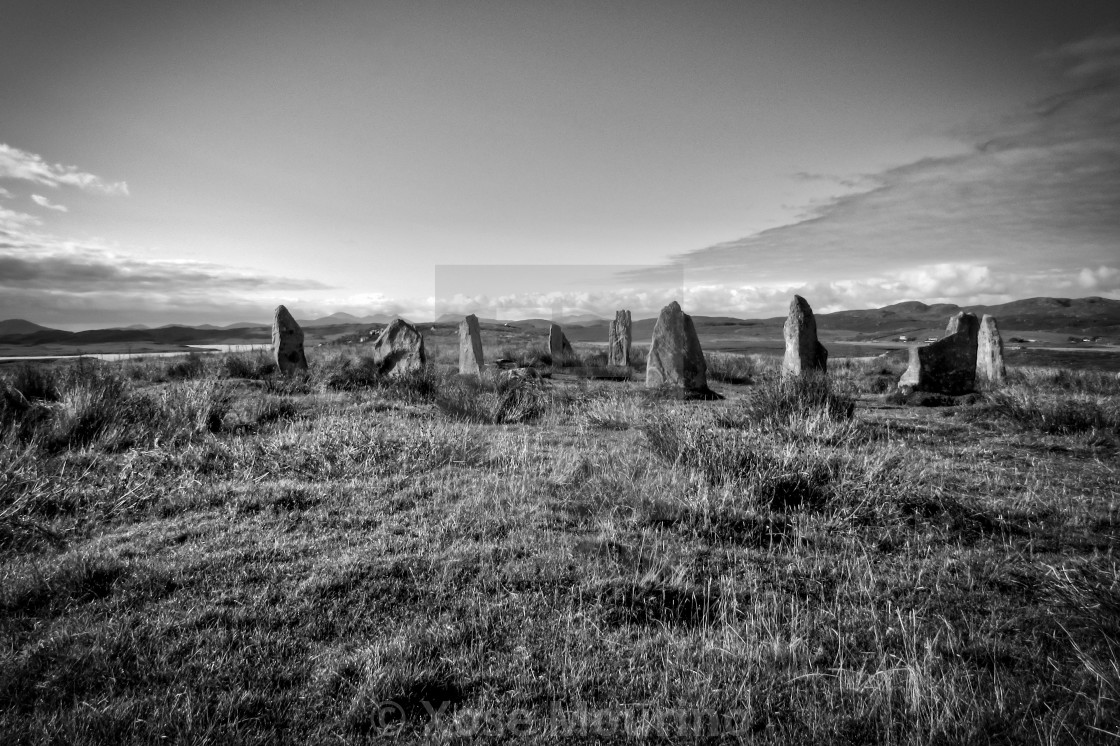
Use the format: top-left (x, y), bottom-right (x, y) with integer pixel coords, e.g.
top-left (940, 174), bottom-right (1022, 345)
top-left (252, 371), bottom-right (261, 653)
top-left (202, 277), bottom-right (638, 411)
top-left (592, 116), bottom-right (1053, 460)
top-left (372, 699), bottom-right (750, 738)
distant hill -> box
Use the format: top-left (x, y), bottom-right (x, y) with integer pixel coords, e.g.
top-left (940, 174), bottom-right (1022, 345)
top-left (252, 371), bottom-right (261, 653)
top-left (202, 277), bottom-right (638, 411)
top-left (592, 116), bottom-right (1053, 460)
top-left (0, 324), bottom-right (271, 347)
top-left (0, 319), bottom-right (55, 336)
top-left (813, 296), bottom-right (1120, 336)
top-left (299, 312), bottom-right (364, 327)
top-left (561, 313), bottom-right (609, 325)
top-left (435, 313), bottom-right (608, 326)
top-left (2, 296), bottom-right (1117, 349)
top-left (300, 312), bottom-right (402, 327)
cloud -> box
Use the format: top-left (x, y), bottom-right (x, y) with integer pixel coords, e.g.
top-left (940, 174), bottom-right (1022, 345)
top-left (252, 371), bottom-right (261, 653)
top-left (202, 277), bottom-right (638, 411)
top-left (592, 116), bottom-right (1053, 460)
top-left (319, 260), bottom-right (1119, 322)
top-left (622, 32), bottom-right (1120, 309)
top-left (0, 205), bottom-right (41, 229)
top-left (0, 187), bottom-right (12, 199)
top-left (0, 143), bottom-right (129, 196)
top-left (0, 140), bottom-right (334, 328)
top-left (0, 222), bottom-right (331, 327)
top-left (677, 262), bottom-right (1120, 318)
top-left (1048, 34), bottom-right (1120, 78)
top-left (30, 194), bottom-right (68, 212)
top-left (1078, 265), bottom-right (1120, 290)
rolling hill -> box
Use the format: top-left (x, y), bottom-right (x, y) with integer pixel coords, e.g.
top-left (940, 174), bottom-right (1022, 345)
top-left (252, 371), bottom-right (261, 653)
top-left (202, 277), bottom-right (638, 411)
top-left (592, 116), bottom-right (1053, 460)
top-left (811, 296), bottom-right (1120, 337)
top-left (0, 319), bottom-right (55, 336)
top-left (1, 296), bottom-right (1117, 351)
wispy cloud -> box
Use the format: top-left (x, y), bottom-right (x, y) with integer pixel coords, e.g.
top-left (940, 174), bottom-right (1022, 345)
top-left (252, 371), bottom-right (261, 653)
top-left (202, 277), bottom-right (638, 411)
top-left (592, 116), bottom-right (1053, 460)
top-left (0, 143), bottom-right (129, 196)
top-left (0, 205), bottom-right (41, 229)
top-left (621, 32), bottom-right (1120, 315)
top-left (0, 187), bottom-right (12, 199)
top-left (30, 194), bottom-right (67, 212)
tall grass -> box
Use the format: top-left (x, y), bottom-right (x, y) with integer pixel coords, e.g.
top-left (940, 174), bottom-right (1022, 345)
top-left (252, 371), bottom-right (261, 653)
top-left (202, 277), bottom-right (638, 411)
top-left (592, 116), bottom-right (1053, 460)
top-left (969, 385), bottom-right (1120, 435)
top-left (435, 373), bottom-right (551, 425)
top-left (496, 343), bottom-right (551, 369)
top-left (1009, 367), bottom-right (1120, 395)
top-left (2, 342), bottom-right (1117, 743)
top-left (221, 350), bottom-right (277, 380)
top-left (1043, 560), bottom-right (1120, 727)
top-left (165, 352), bottom-right (207, 380)
top-left (0, 365), bottom-right (232, 453)
top-left (722, 373), bottom-right (855, 429)
top-left (704, 352), bottom-right (755, 384)
top-left (7, 365), bottom-right (61, 402)
top-left (829, 356), bottom-right (906, 394)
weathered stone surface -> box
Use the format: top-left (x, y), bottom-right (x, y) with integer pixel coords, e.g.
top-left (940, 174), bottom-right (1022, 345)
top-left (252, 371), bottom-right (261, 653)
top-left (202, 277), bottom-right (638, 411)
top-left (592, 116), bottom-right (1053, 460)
top-left (781, 295), bottom-right (828, 378)
top-left (945, 311), bottom-right (980, 338)
top-left (645, 301), bottom-right (717, 398)
top-left (976, 314), bottom-right (1006, 386)
top-left (272, 305), bottom-right (307, 375)
top-left (548, 324), bottom-right (574, 359)
top-left (370, 319), bottom-right (425, 377)
top-left (898, 312), bottom-right (980, 395)
top-left (459, 314), bottom-right (484, 375)
top-left (608, 310), bottom-right (632, 366)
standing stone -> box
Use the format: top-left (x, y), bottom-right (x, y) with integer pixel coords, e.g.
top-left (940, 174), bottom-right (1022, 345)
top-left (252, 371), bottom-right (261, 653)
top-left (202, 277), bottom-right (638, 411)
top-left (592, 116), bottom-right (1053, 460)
top-left (548, 323), bottom-right (574, 360)
top-left (976, 314), bottom-right (1006, 386)
top-left (781, 295), bottom-right (828, 378)
top-left (898, 312), bottom-right (980, 395)
top-left (945, 311), bottom-right (980, 338)
top-left (272, 304), bottom-right (307, 375)
top-left (370, 319), bottom-right (425, 377)
top-left (645, 301), bottom-right (717, 398)
top-left (459, 314), bottom-right (484, 375)
top-left (608, 310), bottom-right (632, 366)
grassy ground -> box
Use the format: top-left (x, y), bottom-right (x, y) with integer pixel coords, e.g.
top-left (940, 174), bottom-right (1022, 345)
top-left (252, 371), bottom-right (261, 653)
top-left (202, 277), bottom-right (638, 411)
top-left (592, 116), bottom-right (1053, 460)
top-left (1, 344), bottom-right (1118, 744)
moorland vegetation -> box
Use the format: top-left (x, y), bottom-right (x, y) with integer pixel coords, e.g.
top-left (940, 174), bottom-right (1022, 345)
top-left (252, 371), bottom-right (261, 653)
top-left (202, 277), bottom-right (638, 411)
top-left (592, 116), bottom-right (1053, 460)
top-left (1, 340), bottom-right (1118, 743)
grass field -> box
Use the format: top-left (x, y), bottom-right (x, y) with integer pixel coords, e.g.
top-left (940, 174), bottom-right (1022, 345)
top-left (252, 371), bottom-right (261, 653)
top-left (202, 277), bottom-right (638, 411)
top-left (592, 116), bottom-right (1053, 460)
top-left (1, 342), bottom-right (1118, 744)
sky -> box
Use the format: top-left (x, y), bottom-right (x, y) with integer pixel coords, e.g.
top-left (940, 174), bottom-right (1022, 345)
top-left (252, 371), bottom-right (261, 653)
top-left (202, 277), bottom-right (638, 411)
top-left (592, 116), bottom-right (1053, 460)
top-left (1, 0), bottom-right (1118, 329)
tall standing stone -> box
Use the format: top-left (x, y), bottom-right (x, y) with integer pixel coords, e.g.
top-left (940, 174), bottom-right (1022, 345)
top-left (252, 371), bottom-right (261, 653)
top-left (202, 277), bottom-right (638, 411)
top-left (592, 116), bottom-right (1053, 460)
top-left (370, 318), bottom-right (426, 377)
top-left (645, 301), bottom-right (717, 399)
top-left (976, 314), bottom-right (1006, 386)
top-left (459, 314), bottom-right (484, 375)
top-left (781, 295), bottom-right (828, 378)
top-left (272, 304), bottom-right (307, 375)
top-left (548, 323), bottom-right (574, 360)
top-left (898, 312), bottom-right (980, 395)
top-left (608, 310), bottom-right (632, 366)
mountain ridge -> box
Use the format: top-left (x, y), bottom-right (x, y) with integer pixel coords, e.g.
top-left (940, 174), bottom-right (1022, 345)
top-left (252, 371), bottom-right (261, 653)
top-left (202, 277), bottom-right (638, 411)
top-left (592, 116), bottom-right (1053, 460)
top-left (2, 296), bottom-right (1117, 347)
